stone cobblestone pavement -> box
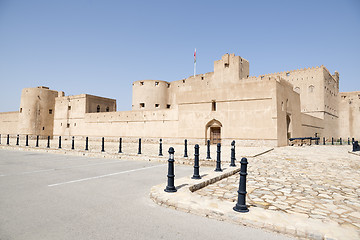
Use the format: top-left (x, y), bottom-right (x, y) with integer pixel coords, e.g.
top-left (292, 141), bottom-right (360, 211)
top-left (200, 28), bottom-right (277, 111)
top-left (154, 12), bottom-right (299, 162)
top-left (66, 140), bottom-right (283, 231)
top-left (195, 145), bottom-right (360, 237)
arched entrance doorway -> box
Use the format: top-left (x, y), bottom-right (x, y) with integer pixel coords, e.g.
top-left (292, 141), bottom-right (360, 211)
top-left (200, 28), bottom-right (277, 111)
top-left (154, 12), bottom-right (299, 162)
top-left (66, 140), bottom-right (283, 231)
top-left (205, 119), bottom-right (222, 144)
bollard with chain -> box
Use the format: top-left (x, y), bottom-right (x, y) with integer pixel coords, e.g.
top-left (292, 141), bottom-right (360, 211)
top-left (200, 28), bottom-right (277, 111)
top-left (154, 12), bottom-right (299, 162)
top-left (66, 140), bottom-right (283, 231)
top-left (233, 157), bottom-right (249, 213)
top-left (192, 144), bottom-right (201, 179)
top-left (16, 134), bottom-right (19, 145)
top-left (206, 139), bottom-right (211, 159)
top-left (230, 140), bottom-right (236, 167)
top-left (47, 136), bottom-right (50, 148)
top-left (7, 134), bottom-right (9, 145)
top-left (58, 136), bottom-right (62, 149)
top-left (159, 139), bottom-right (163, 156)
top-left (215, 143), bottom-right (222, 172)
top-left (332, 137), bottom-right (334, 145)
top-left (340, 138), bottom-right (342, 145)
top-left (118, 137), bottom-right (122, 153)
top-left (164, 147), bottom-right (177, 192)
top-left (101, 137), bottom-right (105, 152)
top-left (138, 138), bottom-right (141, 154)
top-left (348, 138), bottom-right (350, 145)
top-left (184, 139), bottom-right (188, 157)
top-left (36, 135), bottom-right (39, 147)
top-left (323, 137), bottom-right (325, 145)
top-left (25, 135), bottom-right (29, 146)
top-left (85, 137), bottom-right (89, 151)
top-left (71, 136), bottom-right (74, 150)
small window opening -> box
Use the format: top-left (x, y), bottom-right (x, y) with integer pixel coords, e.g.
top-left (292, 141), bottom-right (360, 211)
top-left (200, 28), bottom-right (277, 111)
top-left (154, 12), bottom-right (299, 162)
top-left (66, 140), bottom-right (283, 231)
top-left (166, 104), bottom-right (171, 109)
top-left (224, 63), bottom-right (229, 68)
top-left (140, 81), bottom-right (144, 85)
top-left (212, 101), bottom-right (216, 111)
top-left (309, 85), bottom-right (315, 93)
top-left (68, 106), bottom-right (71, 110)
top-left (155, 104), bottom-right (160, 108)
top-left (140, 103), bottom-right (145, 108)
top-left (74, 123), bottom-right (76, 126)
top-left (20, 108), bottom-right (22, 113)
top-left (182, 80), bottom-right (185, 83)
top-left (286, 72), bottom-right (290, 76)
top-left (67, 123), bottom-right (70, 128)
top-left (155, 82), bottom-right (159, 86)
top-left (61, 123), bottom-right (62, 126)
top-left (201, 76), bottom-right (204, 80)
top-left (167, 83), bottom-right (170, 88)
top-left (42, 127), bottom-right (45, 130)
top-left (49, 109), bottom-right (53, 114)
top-left (106, 107), bottom-right (109, 112)
top-left (261, 76), bottom-right (264, 80)
top-left (97, 105), bottom-right (100, 112)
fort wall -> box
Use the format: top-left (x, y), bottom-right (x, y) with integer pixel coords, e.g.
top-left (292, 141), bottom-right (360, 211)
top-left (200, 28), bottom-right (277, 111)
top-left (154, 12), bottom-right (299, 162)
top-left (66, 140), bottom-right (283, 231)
top-left (0, 112), bottom-right (19, 134)
top-left (339, 91), bottom-right (360, 140)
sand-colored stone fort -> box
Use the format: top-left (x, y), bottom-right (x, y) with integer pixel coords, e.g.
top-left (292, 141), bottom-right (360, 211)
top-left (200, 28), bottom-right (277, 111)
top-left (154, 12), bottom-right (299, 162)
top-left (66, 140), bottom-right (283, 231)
top-left (0, 54), bottom-right (359, 146)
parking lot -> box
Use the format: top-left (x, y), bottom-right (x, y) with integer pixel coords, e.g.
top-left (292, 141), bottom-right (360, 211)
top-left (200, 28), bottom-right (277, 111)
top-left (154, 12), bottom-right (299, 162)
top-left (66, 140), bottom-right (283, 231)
top-left (0, 149), bottom-right (293, 240)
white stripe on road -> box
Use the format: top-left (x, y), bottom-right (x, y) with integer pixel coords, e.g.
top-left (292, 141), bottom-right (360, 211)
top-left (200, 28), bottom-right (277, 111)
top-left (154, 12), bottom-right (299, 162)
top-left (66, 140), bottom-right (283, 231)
top-left (1, 161), bottom-right (125, 177)
top-left (48, 164), bottom-right (164, 187)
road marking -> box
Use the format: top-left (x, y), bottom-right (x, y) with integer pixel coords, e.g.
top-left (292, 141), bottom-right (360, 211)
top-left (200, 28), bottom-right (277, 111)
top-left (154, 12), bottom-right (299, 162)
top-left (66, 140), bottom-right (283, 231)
top-left (0, 161), bottom-right (125, 177)
top-left (48, 164), bottom-right (164, 187)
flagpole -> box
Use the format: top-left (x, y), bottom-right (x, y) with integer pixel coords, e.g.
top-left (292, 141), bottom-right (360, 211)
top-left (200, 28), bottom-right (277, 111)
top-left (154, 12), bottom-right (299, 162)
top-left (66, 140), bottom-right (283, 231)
top-left (194, 48), bottom-right (196, 77)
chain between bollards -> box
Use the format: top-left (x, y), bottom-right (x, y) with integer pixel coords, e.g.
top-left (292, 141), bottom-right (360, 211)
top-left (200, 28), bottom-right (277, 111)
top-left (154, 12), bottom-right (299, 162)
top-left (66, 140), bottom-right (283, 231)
top-left (16, 134), bottom-right (19, 146)
top-left (159, 139), bottom-right (163, 156)
top-left (215, 143), bottom-right (222, 172)
top-left (206, 139), bottom-right (211, 159)
top-left (138, 138), bottom-right (141, 154)
top-left (192, 144), bottom-right (201, 179)
top-left (164, 147), bottom-right (177, 192)
top-left (47, 136), bottom-right (50, 148)
top-left (36, 135), bottom-right (39, 147)
top-left (230, 140), bottom-right (236, 167)
top-left (71, 136), bottom-right (75, 150)
top-left (58, 136), bottom-right (62, 149)
top-left (233, 157), bottom-right (249, 213)
top-left (85, 137), bottom-right (89, 151)
top-left (101, 137), bottom-right (105, 152)
top-left (118, 137), bottom-right (122, 153)
top-left (184, 139), bottom-right (188, 157)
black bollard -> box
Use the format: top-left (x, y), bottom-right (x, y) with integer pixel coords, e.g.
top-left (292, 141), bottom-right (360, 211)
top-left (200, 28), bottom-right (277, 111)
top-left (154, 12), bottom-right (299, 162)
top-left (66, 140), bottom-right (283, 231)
top-left (118, 137), bottom-right (122, 153)
top-left (7, 134), bottom-right (9, 145)
top-left (58, 136), bottom-right (62, 149)
top-left (184, 139), bottom-right (188, 157)
top-left (352, 138), bottom-right (355, 144)
top-left (71, 136), bottom-right (74, 150)
top-left (26, 135), bottom-right (29, 146)
top-left (159, 139), bottom-right (163, 156)
top-left (215, 143), bottom-right (222, 172)
top-left (230, 140), bottom-right (236, 167)
top-left (340, 138), bottom-right (342, 145)
top-left (192, 144), bottom-right (201, 179)
top-left (47, 136), bottom-right (50, 148)
top-left (206, 139), bottom-right (211, 159)
top-left (138, 138), bottom-right (141, 154)
top-left (348, 138), bottom-right (350, 145)
top-left (0, 134), bottom-right (1, 145)
top-left (16, 134), bottom-right (19, 146)
top-left (101, 137), bottom-right (105, 152)
top-left (85, 137), bottom-right (89, 151)
top-left (36, 135), bottom-right (39, 147)
top-left (332, 137), bottom-right (334, 145)
top-left (323, 137), bottom-right (325, 145)
top-left (164, 147), bottom-right (177, 192)
top-left (233, 157), bottom-right (249, 213)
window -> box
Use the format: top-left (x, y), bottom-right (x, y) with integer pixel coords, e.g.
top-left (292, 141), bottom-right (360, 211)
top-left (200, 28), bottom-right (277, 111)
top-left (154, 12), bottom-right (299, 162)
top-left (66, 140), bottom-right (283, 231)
top-left (61, 123), bottom-right (62, 126)
top-left (167, 104), bottom-right (171, 109)
top-left (281, 102), bottom-right (284, 111)
top-left (155, 82), bottom-right (159, 86)
top-left (286, 72), bottom-right (290, 76)
top-left (224, 63), bottom-right (229, 68)
top-left (97, 105), bottom-right (100, 112)
top-left (19, 108), bottom-right (22, 113)
top-left (140, 103), bottom-right (145, 108)
top-left (106, 107), bottom-right (109, 112)
top-left (309, 85), bottom-right (315, 93)
top-left (74, 123), bottom-right (76, 126)
top-left (167, 83), bottom-right (170, 88)
top-left (42, 127), bottom-right (45, 130)
top-left (49, 109), bottom-right (53, 114)
top-left (67, 123), bottom-right (70, 128)
top-left (212, 101), bottom-right (216, 111)
top-left (155, 104), bottom-right (159, 108)
top-left (201, 77), bottom-right (204, 80)
top-left (182, 80), bottom-right (185, 83)
top-left (68, 106), bottom-right (71, 110)
top-left (140, 81), bottom-right (144, 85)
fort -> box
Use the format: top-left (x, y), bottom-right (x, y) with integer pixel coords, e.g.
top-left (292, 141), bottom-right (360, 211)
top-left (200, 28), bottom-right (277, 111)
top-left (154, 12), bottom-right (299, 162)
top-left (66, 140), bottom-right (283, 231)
top-left (0, 53), bottom-right (359, 146)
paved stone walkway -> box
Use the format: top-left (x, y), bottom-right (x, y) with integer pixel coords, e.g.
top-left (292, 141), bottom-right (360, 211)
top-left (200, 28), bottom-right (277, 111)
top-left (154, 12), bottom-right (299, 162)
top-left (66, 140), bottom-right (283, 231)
top-left (195, 146), bottom-right (360, 235)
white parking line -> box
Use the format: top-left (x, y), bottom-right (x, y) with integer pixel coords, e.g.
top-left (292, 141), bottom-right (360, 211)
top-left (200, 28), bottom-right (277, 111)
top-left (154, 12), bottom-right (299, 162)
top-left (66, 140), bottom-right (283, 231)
top-left (1, 161), bottom-right (125, 177)
top-left (48, 164), bottom-right (164, 187)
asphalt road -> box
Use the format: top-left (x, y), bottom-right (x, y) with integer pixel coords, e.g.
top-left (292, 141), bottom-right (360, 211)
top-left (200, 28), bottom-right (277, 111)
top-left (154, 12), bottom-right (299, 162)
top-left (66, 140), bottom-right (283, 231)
top-left (0, 149), bottom-right (294, 240)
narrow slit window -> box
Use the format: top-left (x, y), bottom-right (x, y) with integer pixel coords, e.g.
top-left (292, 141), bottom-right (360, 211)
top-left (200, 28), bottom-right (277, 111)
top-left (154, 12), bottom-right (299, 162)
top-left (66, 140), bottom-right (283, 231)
top-left (49, 109), bottom-right (53, 114)
top-left (140, 103), bottom-right (145, 108)
top-left (155, 104), bottom-right (159, 108)
top-left (212, 101), bottom-right (216, 111)
top-left (155, 82), bottom-right (159, 86)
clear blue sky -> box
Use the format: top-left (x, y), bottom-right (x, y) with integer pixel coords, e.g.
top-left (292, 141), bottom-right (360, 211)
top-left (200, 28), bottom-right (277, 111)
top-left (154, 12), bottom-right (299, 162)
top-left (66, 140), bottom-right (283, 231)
top-left (0, 0), bottom-right (359, 112)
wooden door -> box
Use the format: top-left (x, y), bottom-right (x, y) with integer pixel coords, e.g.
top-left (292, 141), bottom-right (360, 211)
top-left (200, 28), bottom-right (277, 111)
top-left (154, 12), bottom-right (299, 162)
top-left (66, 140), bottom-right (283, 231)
top-left (210, 127), bottom-right (221, 144)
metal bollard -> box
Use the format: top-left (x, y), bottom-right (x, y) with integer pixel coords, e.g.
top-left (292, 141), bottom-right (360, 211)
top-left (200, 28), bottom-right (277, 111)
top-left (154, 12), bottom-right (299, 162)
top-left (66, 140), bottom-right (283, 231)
top-left (184, 139), bottom-right (188, 157)
top-left (47, 136), bottom-right (50, 148)
top-left (159, 139), bottom-right (163, 156)
top-left (332, 137), bottom-right (334, 145)
top-left (164, 147), bottom-right (177, 192)
top-left (352, 138), bottom-right (355, 144)
top-left (118, 137), bottom-right (122, 153)
top-left (7, 134), bottom-right (9, 145)
top-left (348, 138), bottom-right (350, 145)
top-left (0, 134), bottom-right (1, 145)
top-left (36, 135), bottom-right (39, 147)
top-left (71, 136), bottom-right (74, 150)
top-left (85, 137), bottom-right (89, 151)
top-left (206, 139), bottom-right (211, 159)
top-left (192, 144), bottom-right (201, 179)
top-left (340, 138), bottom-right (342, 145)
top-left (58, 136), bottom-right (62, 149)
top-left (101, 137), bottom-right (105, 152)
top-left (16, 134), bottom-right (19, 145)
top-left (230, 140), bottom-right (236, 167)
top-left (323, 137), bottom-right (325, 145)
top-left (138, 138), bottom-right (141, 154)
top-left (233, 157), bottom-right (249, 213)
top-left (215, 143), bottom-right (222, 172)
top-left (26, 135), bottom-right (29, 146)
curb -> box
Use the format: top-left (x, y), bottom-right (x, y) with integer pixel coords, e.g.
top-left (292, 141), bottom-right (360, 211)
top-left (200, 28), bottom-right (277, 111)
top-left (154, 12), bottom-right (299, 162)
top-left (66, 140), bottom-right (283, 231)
top-left (150, 168), bottom-right (359, 240)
